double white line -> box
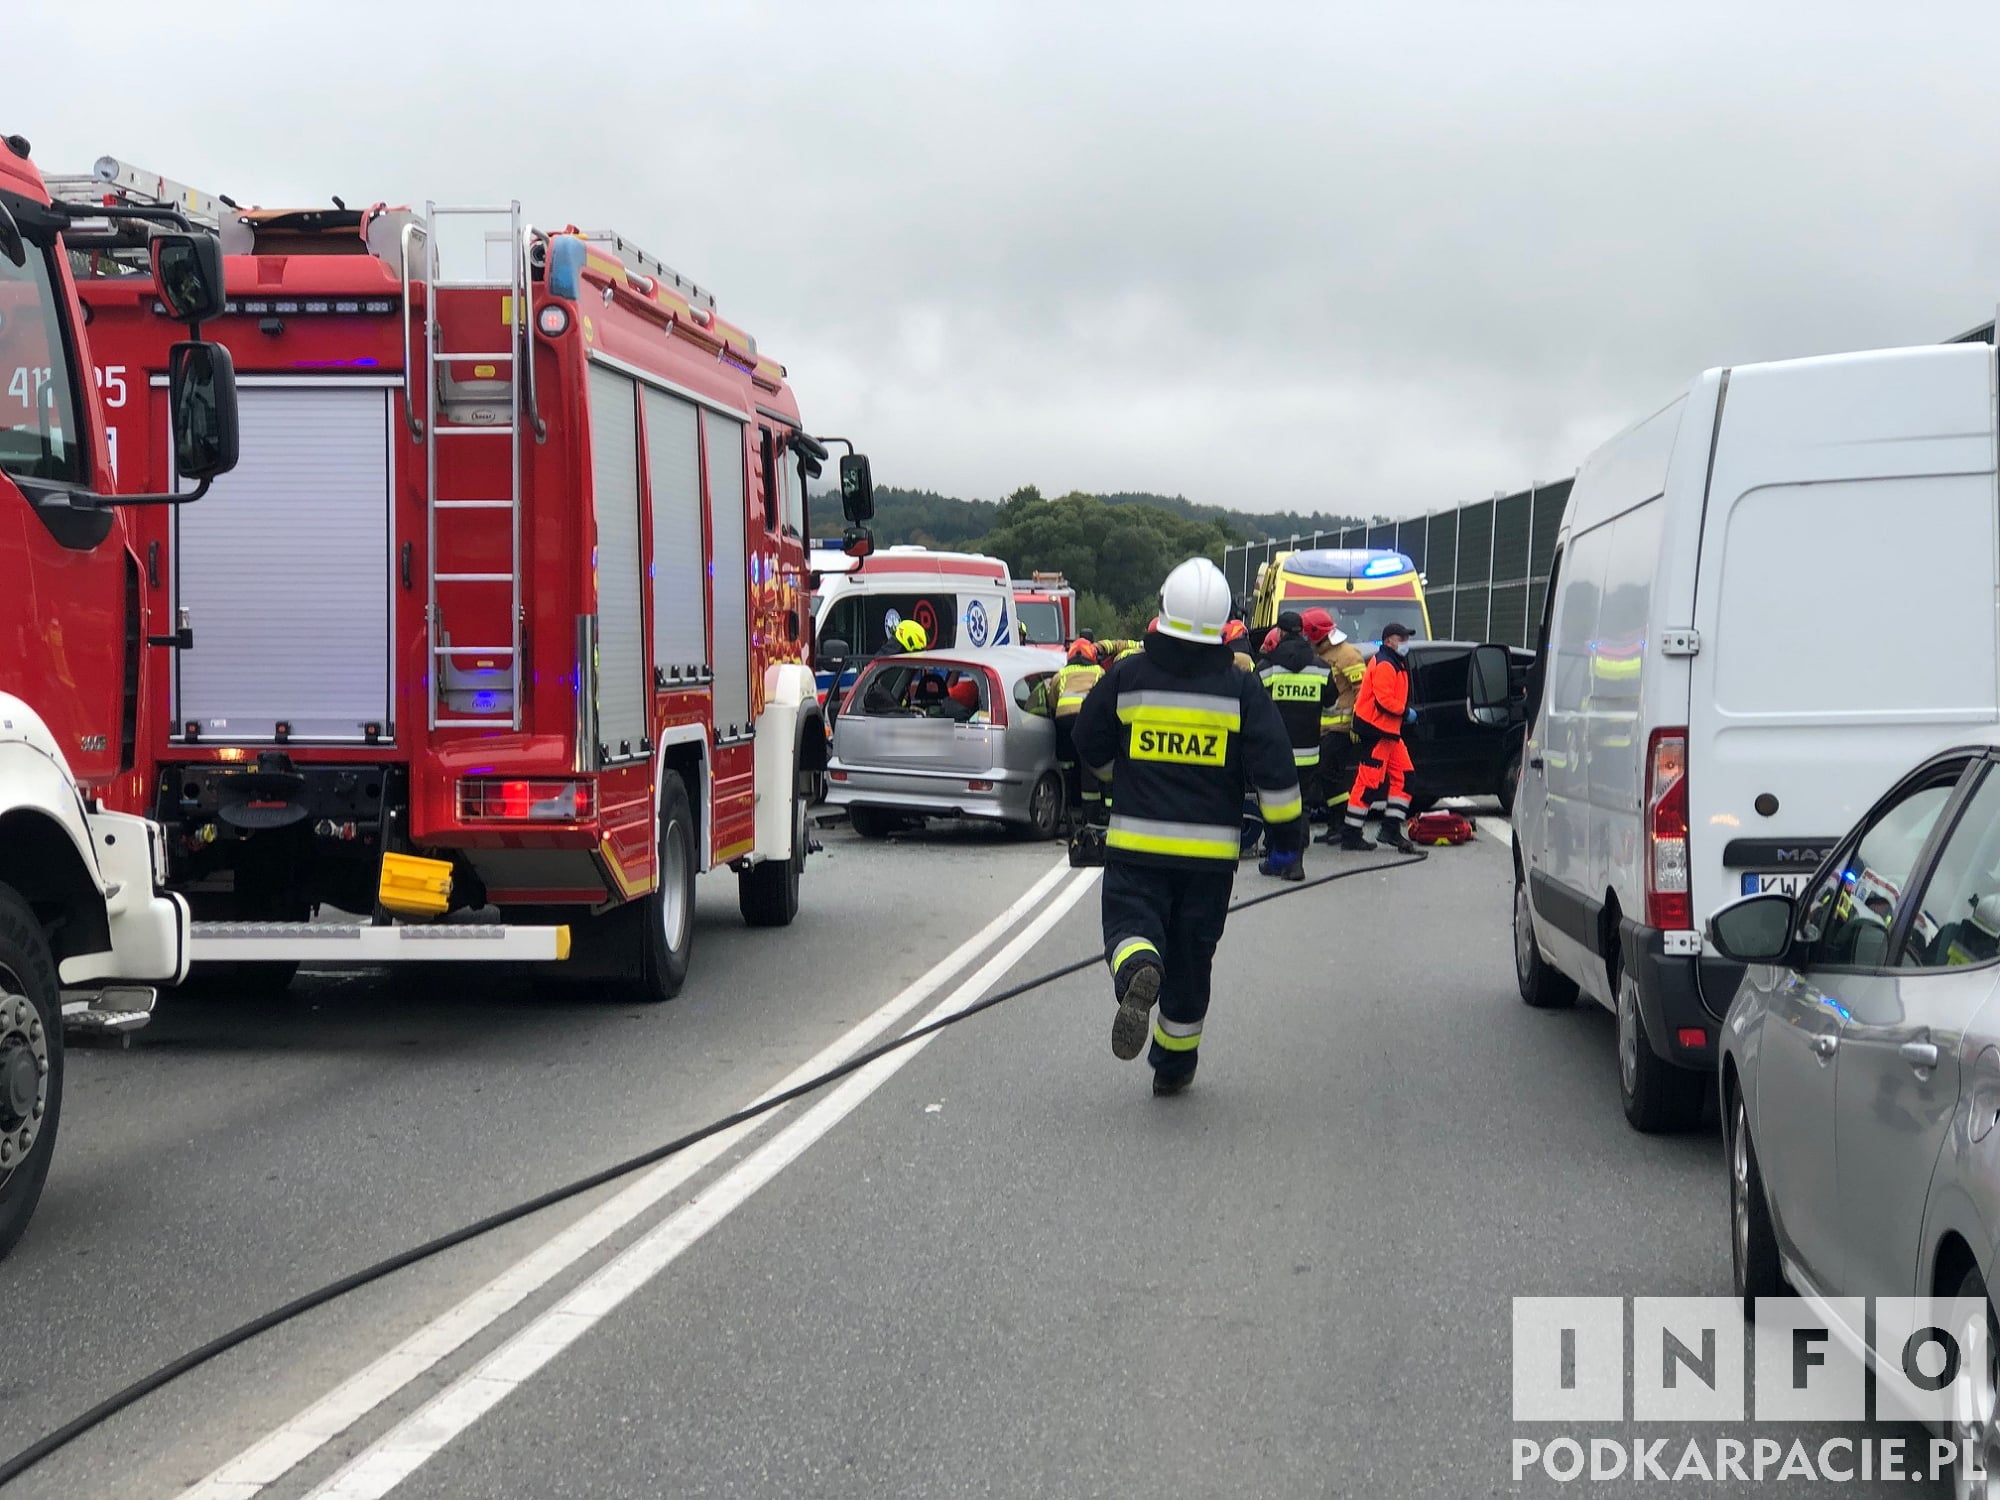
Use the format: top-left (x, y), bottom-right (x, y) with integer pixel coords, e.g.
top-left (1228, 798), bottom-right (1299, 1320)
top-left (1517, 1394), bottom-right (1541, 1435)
top-left (184, 857), bottom-right (1100, 1500)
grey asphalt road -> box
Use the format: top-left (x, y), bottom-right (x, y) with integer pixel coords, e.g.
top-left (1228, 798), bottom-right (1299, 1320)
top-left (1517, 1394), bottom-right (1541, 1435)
top-left (6, 813), bottom-right (1952, 1499)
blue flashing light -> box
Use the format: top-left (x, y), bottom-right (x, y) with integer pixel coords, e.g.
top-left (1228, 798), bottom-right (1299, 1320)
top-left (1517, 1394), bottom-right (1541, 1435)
top-left (1363, 556), bottom-right (1405, 577)
top-left (292, 358), bottom-right (381, 369)
top-left (547, 236), bottom-right (588, 301)
top-left (472, 691), bottom-right (500, 713)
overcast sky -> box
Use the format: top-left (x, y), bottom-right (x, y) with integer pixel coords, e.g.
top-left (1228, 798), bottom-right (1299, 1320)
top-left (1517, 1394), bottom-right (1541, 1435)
top-left (14, 1), bottom-right (2000, 519)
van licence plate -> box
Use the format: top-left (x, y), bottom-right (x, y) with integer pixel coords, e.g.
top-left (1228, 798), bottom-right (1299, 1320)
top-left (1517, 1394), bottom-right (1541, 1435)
top-left (1741, 872), bottom-right (1810, 897)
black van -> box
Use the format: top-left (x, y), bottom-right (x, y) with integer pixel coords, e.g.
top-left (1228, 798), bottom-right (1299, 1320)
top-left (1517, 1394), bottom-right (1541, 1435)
top-left (1397, 641), bottom-right (1534, 814)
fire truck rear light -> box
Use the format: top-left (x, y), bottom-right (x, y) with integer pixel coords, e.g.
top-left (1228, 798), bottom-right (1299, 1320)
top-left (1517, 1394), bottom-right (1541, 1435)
top-left (458, 778), bottom-right (594, 822)
top-left (537, 304), bottom-right (571, 337)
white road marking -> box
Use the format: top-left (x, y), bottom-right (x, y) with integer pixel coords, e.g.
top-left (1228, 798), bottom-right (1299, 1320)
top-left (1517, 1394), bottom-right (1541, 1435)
top-left (304, 866), bottom-right (1102, 1500)
top-left (181, 856), bottom-right (1079, 1500)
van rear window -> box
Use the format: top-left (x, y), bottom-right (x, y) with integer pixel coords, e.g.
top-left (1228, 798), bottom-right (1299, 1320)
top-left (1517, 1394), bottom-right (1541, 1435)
top-left (822, 593), bottom-right (958, 654)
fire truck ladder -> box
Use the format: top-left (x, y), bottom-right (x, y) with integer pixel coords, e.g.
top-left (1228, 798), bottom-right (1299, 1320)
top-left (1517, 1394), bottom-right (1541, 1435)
top-left (409, 201), bottom-right (536, 733)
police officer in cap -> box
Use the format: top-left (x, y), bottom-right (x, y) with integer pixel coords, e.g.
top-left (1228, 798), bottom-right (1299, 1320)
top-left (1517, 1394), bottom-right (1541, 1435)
top-left (1072, 557), bottom-right (1305, 1095)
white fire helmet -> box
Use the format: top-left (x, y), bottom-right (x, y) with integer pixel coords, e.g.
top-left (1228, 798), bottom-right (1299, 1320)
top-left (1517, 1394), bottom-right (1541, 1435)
top-left (1156, 558), bottom-right (1233, 645)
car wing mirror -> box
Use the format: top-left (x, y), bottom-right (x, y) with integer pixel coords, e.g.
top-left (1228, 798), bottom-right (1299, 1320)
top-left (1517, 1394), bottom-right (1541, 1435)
top-left (1466, 643), bottom-right (1511, 727)
top-left (1707, 892), bottom-right (1799, 965)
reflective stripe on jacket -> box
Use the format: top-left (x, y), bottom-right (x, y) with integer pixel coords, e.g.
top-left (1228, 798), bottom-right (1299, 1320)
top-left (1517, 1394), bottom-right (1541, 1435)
top-left (1317, 638), bottom-right (1367, 732)
top-left (1052, 662), bottom-right (1104, 717)
top-left (1354, 650), bottom-right (1410, 736)
top-left (1257, 632), bottom-right (1332, 768)
top-left (1071, 633), bottom-right (1302, 868)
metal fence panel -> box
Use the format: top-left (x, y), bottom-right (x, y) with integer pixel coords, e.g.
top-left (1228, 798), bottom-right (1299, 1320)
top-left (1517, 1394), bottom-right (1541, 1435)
top-left (1488, 580), bottom-right (1530, 647)
top-left (1367, 521), bottom-right (1396, 550)
top-left (1456, 500), bottom-right (1494, 592)
top-left (1395, 515), bottom-right (1428, 573)
top-left (1427, 510), bottom-right (1459, 589)
top-left (1492, 489), bottom-right (1532, 581)
top-left (1531, 478), bottom-right (1568, 570)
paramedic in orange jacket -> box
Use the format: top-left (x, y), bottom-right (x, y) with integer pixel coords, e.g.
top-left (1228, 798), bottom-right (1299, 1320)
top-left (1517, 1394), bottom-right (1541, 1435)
top-left (1338, 622), bottom-right (1418, 853)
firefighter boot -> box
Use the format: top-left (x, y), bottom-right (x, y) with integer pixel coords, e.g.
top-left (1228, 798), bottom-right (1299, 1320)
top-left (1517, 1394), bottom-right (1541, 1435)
top-left (1258, 848), bottom-right (1305, 883)
top-left (1338, 818), bottom-right (1377, 852)
top-left (1153, 1063), bottom-right (1196, 1097)
top-left (1378, 814), bottom-right (1418, 854)
top-left (1111, 957), bottom-right (1163, 1062)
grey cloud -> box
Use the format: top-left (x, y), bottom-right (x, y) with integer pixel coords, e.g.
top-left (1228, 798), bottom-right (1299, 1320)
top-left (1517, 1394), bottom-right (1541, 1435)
top-left (12, 0), bottom-right (1999, 520)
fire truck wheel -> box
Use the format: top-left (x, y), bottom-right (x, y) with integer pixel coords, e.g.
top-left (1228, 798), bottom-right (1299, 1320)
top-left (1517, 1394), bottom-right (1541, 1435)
top-left (0, 883), bottom-right (62, 1262)
top-left (638, 774), bottom-right (699, 1000)
top-left (739, 773), bottom-right (806, 929)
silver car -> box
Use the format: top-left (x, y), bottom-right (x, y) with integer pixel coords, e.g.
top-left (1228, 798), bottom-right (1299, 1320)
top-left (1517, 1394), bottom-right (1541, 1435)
top-left (826, 647), bottom-right (1065, 840)
top-left (1713, 742), bottom-right (2000, 1462)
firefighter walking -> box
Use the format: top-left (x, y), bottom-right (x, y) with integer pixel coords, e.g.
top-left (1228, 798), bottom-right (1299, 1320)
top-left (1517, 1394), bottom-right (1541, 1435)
top-left (1072, 557), bottom-right (1305, 1096)
top-left (1254, 611), bottom-right (1334, 882)
top-left (1049, 639), bottom-right (1105, 825)
top-left (1338, 621), bottom-right (1418, 853)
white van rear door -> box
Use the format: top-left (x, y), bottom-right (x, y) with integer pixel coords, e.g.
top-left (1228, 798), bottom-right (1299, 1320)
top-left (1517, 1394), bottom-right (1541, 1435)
top-left (1688, 343), bottom-right (1998, 918)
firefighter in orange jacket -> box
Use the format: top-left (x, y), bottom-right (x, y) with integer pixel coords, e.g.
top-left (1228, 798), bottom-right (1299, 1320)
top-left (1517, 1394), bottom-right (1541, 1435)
top-left (1338, 622), bottom-right (1418, 853)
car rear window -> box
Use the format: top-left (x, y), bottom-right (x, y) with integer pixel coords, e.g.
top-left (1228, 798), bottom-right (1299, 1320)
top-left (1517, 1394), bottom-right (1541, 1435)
top-left (853, 662), bottom-right (993, 722)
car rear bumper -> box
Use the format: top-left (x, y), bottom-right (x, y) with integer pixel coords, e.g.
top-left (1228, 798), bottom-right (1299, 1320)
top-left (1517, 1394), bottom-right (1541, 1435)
top-left (826, 764), bottom-right (1031, 824)
top-left (1619, 916), bottom-right (1745, 1074)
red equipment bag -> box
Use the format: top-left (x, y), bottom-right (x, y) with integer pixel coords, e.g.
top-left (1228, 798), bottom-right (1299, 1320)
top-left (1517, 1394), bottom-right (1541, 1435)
top-left (1408, 810), bottom-right (1476, 846)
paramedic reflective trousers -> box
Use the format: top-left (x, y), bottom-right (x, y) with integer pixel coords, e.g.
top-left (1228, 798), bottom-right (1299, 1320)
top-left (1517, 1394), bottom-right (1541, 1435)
top-left (1345, 728), bottom-right (1413, 833)
top-left (1102, 862), bottom-right (1233, 1081)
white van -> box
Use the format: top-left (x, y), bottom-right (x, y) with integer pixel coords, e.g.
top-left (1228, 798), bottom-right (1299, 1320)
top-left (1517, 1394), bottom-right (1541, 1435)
top-left (1508, 339), bottom-right (2000, 1132)
top-left (810, 546), bottom-right (1019, 698)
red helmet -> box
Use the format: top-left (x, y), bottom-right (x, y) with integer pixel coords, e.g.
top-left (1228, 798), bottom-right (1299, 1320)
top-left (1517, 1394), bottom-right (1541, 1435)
top-left (1261, 628), bottom-right (1281, 655)
top-left (948, 678), bottom-right (981, 710)
top-left (1300, 608), bottom-right (1336, 643)
top-left (1222, 619), bottom-right (1248, 645)
top-left (1067, 638), bottom-right (1099, 664)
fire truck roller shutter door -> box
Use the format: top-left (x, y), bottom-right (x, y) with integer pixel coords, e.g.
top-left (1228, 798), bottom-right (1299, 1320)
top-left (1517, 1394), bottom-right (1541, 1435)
top-left (174, 385), bottom-right (392, 741)
top-left (586, 367), bottom-right (648, 761)
top-left (703, 409), bottom-right (752, 737)
top-left (641, 388), bottom-right (707, 680)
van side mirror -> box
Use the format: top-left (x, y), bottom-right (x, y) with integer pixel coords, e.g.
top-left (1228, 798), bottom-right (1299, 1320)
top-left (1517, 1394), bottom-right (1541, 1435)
top-left (839, 453), bottom-right (876, 524)
top-left (1708, 893), bottom-right (1798, 964)
top-left (1466, 643), bottom-right (1511, 727)
top-left (169, 341), bottom-right (239, 482)
top-left (150, 231), bottom-right (228, 325)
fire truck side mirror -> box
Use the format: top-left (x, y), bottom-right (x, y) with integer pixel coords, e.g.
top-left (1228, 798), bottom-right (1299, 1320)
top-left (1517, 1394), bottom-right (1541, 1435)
top-left (817, 638), bottom-right (852, 674)
top-left (150, 231), bottom-right (228, 326)
top-left (0, 198), bottom-right (23, 268)
top-left (841, 526), bottom-right (874, 560)
top-left (838, 453), bottom-right (876, 524)
top-left (169, 341), bottom-right (240, 483)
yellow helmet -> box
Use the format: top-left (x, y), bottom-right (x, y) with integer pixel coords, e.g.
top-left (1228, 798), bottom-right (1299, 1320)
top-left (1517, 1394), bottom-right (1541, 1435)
top-left (893, 620), bottom-right (929, 652)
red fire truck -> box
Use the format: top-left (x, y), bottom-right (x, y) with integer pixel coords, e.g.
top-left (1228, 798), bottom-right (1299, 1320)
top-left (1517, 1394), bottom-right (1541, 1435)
top-left (59, 157), bottom-right (872, 1002)
top-left (0, 136), bottom-right (240, 1254)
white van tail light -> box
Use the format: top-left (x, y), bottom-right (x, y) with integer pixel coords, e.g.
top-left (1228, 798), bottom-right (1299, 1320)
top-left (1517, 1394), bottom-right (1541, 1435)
top-left (1646, 727), bottom-right (1690, 930)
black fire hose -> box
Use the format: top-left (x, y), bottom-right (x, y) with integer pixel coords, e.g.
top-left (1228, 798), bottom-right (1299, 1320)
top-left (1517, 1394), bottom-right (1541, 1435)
top-left (0, 847), bottom-right (1428, 1489)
